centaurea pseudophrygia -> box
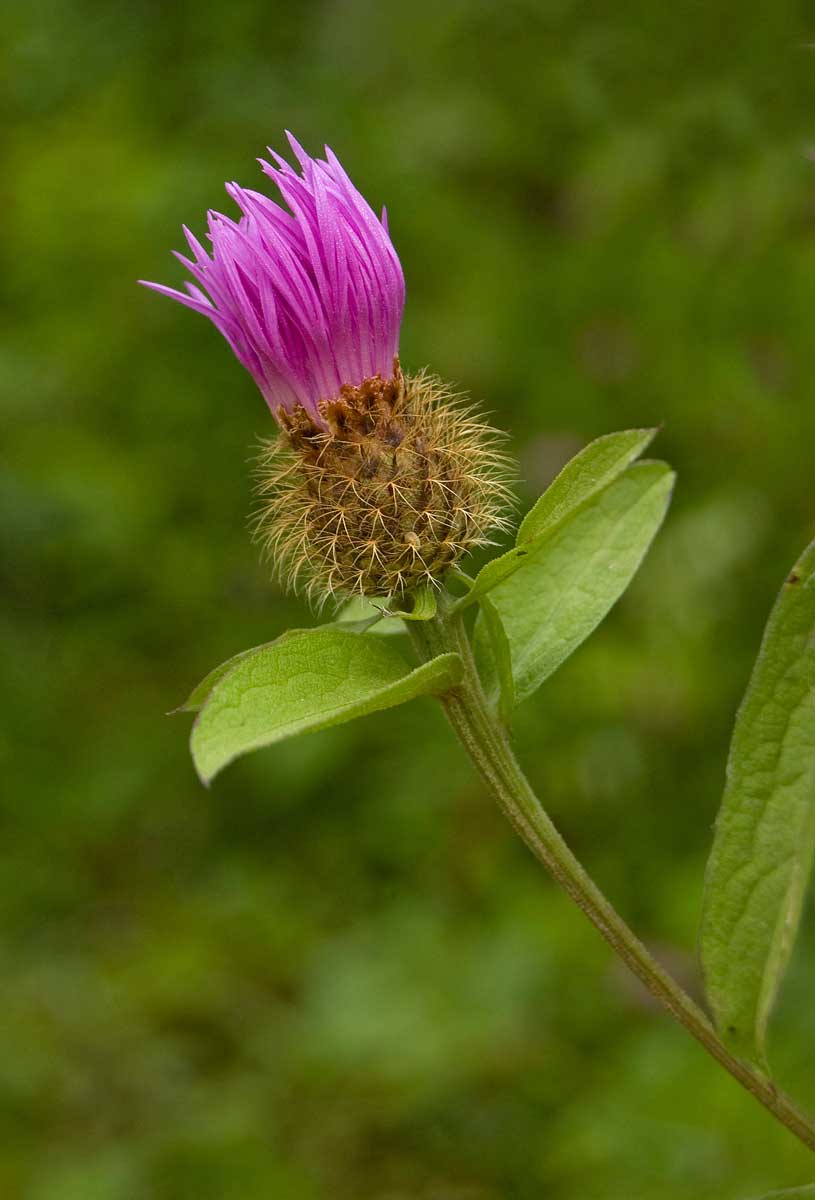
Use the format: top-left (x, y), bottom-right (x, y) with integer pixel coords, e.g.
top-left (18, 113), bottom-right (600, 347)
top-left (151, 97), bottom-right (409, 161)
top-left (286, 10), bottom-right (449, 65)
top-left (141, 134), bottom-right (512, 603)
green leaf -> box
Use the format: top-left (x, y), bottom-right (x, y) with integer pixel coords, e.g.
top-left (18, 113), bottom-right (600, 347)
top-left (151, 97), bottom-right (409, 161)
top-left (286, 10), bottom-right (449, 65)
top-left (335, 586), bottom-right (437, 628)
top-left (457, 427), bottom-right (658, 609)
top-left (336, 597), bottom-right (404, 635)
top-left (517, 426), bottom-right (658, 543)
top-left (475, 461), bottom-right (674, 707)
top-left (190, 628), bottom-right (463, 784)
top-left (700, 538), bottom-right (815, 1068)
top-left (477, 594), bottom-right (515, 725)
top-left (178, 619), bottom-right (384, 711)
top-left (392, 586), bottom-right (438, 621)
top-left (177, 637), bottom-right (282, 713)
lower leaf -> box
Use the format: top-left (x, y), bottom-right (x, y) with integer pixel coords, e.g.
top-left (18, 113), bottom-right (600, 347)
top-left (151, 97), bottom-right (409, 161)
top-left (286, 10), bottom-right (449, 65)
top-left (700, 537), bottom-right (815, 1068)
top-left (189, 628), bottom-right (463, 784)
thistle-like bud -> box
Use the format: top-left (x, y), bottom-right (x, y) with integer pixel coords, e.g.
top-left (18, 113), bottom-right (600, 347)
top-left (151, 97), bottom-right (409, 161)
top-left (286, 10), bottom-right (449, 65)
top-left (257, 363), bottom-right (511, 602)
top-left (142, 134), bottom-right (512, 603)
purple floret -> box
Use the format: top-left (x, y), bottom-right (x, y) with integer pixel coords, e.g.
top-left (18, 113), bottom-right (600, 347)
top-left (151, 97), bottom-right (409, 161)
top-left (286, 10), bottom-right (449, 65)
top-left (140, 133), bottom-right (405, 422)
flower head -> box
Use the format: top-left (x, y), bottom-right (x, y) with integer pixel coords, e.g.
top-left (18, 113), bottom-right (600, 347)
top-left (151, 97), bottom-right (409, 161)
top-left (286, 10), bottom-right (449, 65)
top-left (140, 133), bottom-right (405, 422)
top-left (143, 135), bottom-right (513, 604)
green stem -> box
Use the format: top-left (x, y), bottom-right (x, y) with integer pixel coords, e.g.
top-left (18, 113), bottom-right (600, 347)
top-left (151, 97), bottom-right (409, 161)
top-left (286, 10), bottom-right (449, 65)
top-left (408, 602), bottom-right (815, 1155)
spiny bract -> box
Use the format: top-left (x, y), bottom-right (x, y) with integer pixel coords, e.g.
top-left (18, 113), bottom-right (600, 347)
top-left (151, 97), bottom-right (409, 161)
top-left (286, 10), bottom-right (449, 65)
top-left (254, 365), bottom-right (514, 605)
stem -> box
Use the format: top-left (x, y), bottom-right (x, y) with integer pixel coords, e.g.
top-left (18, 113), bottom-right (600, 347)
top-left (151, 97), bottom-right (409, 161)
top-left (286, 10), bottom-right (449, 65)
top-left (408, 603), bottom-right (815, 1155)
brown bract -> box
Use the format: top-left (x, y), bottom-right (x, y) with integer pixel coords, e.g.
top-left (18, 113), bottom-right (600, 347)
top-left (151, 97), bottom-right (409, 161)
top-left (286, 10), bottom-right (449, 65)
top-left (254, 362), bottom-right (515, 605)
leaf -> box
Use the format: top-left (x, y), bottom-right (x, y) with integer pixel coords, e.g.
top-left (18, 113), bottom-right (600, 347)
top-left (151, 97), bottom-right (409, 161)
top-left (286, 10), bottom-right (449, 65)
top-left (517, 426), bottom-right (658, 543)
top-left (474, 461), bottom-right (675, 707)
top-left (335, 587), bottom-right (438, 628)
top-left (477, 594), bottom-right (515, 725)
top-left (190, 628), bottom-right (463, 784)
top-left (336, 597), bottom-right (405, 635)
top-left (457, 427), bottom-right (658, 609)
top-left (178, 620), bottom-right (382, 712)
top-left (392, 586), bottom-right (438, 621)
top-left (177, 637), bottom-right (284, 712)
top-left (700, 538), bottom-right (815, 1068)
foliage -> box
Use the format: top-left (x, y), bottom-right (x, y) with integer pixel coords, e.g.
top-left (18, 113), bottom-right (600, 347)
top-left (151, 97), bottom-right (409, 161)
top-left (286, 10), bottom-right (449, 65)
top-left (189, 629), bottom-right (461, 784)
top-left (472, 450), bottom-right (674, 707)
top-left (701, 539), bottom-right (815, 1069)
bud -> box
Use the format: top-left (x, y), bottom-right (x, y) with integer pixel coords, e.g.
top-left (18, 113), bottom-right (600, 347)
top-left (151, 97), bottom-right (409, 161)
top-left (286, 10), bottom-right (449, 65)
top-left (142, 134), bottom-right (512, 603)
top-left (256, 362), bottom-right (512, 603)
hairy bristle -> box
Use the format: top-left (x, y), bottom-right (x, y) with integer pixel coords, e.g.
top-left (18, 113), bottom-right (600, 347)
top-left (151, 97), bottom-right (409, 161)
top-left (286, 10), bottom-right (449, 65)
top-left (252, 366), bottom-right (515, 606)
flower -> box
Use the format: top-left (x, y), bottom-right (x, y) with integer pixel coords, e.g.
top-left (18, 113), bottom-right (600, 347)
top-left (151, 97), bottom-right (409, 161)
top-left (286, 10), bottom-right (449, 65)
top-left (140, 133), bottom-right (405, 422)
top-left (143, 133), bottom-right (513, 603)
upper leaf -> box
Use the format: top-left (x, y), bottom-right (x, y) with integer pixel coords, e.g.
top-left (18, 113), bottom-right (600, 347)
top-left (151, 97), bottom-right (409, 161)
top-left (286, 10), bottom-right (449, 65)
top-left (457, 427), bottom-right (658, 609)
top-left (335, 587), bottom-right (438, 629)
top-left (189, 628), bottom-right (463, 784)
top-left (700, 537), bottom-right (815, 1068)
top-left (386, 586), bottom-right (438, 621)
top-left (474, 461), bottom-right (674, 707)
top-left (477, 593), bottom-right (516, 725)
top-left (337, 597), bottom-right (405, 635)
top-left (517, 426), bottom-right (657, 543)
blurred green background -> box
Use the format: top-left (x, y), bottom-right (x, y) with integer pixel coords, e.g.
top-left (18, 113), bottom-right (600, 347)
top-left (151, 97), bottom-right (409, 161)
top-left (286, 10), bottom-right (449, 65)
top-left (5, 1), bottom-right (815, 1196)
